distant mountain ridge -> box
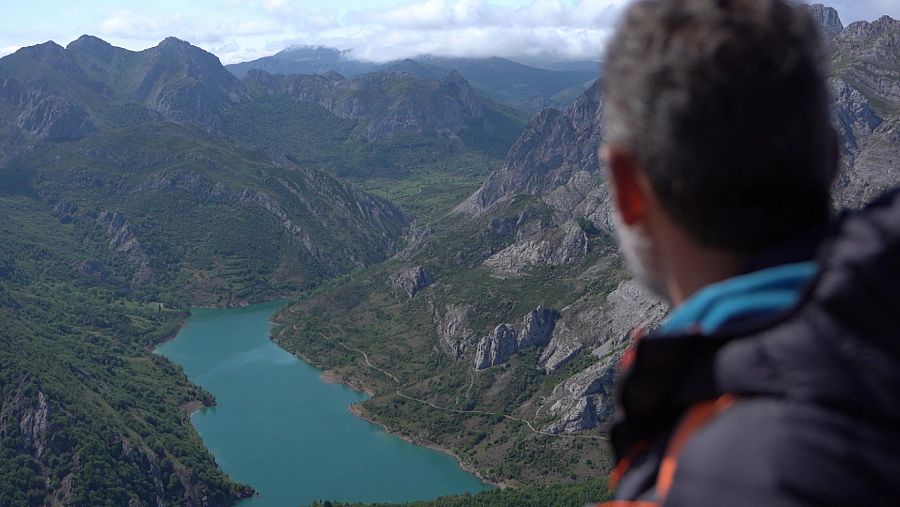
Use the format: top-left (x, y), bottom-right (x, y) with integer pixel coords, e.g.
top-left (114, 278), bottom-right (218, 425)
top-left (0, 35), bottom-right (245, 136)
top-left (227, 46), bottom-right (598, 112)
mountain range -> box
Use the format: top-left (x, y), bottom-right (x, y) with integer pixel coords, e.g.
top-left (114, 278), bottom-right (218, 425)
top-left (1, 4), bottom-right (899, 506)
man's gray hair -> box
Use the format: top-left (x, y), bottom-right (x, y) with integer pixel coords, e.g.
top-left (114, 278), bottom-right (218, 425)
top-left (602, 0), bottom-right (837, 253)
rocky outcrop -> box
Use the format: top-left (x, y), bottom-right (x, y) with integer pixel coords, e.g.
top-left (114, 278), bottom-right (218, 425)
top-left (474, 306), bottom-right (560, 370)
top-left (0, 74), bottom-right (96, 141)
top-left (540, 357), bottom-right (616, 434)
top-left (0, 382), bottom-right (70, 483)
top-left (540, 280), bottom-right (668, 372)
top-left (518, 306), bottom-right (560, 348)
top-left (390, 265), bottom-right (433, 298)
top-left (435, 303), bottom-right (478, 360)
top-left (529, 280), bottom-right (664, 432)
top-left (540, 280), bottom-right (666, 433)
top-left (834, 16), bottom-right (900, 112)
top-left (483, 219), bottom-right (590, 277)
top-left (99, 211), bottom-right (153, 287)
top-left (15, 91), bottom-right (96, 141)
top-left (473, 324), bottom-right (520, 370)
top-left (245, 68), bottom-right (486, 141)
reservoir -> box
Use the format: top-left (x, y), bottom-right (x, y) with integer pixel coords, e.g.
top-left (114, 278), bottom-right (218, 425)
top-left (156, 300), bottom-right (490, 506)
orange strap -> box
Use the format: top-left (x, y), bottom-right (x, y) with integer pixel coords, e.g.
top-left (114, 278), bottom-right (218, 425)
top-left (609, 441), bottom-right (650, 489)
top-left (595, 502), bottom-right (658, 507)
top-left (655, 394), bottom-right (737, 499)
top-left (599, 394), bottom-right (737, 507)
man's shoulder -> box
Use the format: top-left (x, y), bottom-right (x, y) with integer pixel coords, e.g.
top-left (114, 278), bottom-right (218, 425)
top-left (667, 396), bottom-right (900, 506)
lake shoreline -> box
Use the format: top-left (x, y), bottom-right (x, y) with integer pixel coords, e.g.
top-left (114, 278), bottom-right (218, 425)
top-left (161, 300), bottom-right (488, 505)
top-left (347, 400), bottom-right (506, 490)
top-left (273, 325), bottom-right (502, 490)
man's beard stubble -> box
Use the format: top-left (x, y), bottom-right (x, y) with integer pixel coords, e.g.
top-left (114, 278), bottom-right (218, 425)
top-left (613, 213), bottom-right (670, 304)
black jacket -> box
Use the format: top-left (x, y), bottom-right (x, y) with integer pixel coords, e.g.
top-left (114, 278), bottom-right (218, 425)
top-left (610, 188), bottom-right (900, 506)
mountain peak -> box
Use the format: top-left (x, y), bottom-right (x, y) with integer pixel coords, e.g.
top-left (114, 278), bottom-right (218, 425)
top-left (66, 35), bottom-right (119, 60)
top-left (805, 4), bottom-right (844, 38)
top-left (68, 34), bottom-right (111, 49)
top-left (17, 40), bottom-right (67, 59)
top-left (158, 37), bottom-right (193, 51)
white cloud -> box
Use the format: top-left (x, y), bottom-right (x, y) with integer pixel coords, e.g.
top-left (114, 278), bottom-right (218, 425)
top-left (7, 0), bottom-right (895, 67)
top-left (0, 45), bottom-right (20, 58)
top-left (300, 0), bottom-right (634, 63)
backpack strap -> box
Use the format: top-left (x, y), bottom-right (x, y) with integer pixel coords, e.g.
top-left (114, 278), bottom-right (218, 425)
top-left (597, 394), bottom-right (737, 507)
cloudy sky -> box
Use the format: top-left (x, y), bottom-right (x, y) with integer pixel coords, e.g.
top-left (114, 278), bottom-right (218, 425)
top-left (1, 0), bottom-right (898, 65)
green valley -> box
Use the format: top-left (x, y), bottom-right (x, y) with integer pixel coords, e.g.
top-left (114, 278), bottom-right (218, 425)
top-left (2, 3), bottom-right (900, 506)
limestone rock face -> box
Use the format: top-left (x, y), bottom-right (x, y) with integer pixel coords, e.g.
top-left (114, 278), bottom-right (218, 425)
top-left (0, 73), bottom-right (96, 142)
top-left (834, 16), bottom-right (900, 112)
top-left (541, 358), bottom-right (615, 434)
top-left (99, 211), bottom-right (154, 287)
top-left (805, 4), bottom-right (844, 39)
top-left (534, 280), bottom-right (667, 433)
top-left (458, 80), bottom-right (602, 215)
top-left (518, 306), bottom-right (562, 348)
top-left (540, 280), bottom-right (668, 373)
top-left (483, 220), bottom-right (589, 277)
top-left (474, 306), bottom-right (560, 370)
top-left (435, 304), bottom-right (477, 360)
top-left (473, 324), bottom-right (519, 370)
top-left (391, 265), bottom-right (433, 298)
top-left (829, 14), bottom-right (900, 208)
top-left (15, 91), bottom-right (96, 141)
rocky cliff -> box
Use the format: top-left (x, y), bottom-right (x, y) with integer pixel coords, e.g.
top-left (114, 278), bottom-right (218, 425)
top-left (457, 80), bottom-right (603, 215)
top-left (829, 12), bottom-right (900, 207)
top-left (473, 306), bottom-right (560, 370)
top-left (447, 6), bottom-right (900, 436)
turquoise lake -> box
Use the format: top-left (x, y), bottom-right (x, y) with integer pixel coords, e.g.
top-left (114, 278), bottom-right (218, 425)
top-left (155, 300), bottom-right (490, 506)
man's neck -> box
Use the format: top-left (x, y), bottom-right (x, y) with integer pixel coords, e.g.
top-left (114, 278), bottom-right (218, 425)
top-left (652, 215), bottom-right (744, 306)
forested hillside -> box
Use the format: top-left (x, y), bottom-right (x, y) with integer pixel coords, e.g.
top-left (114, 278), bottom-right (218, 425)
top-left (0, 35), bottom-right (519, 506)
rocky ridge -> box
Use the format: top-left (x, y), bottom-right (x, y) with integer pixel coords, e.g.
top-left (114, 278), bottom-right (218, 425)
top-left (244, 68), bottom-right (486, 142)
top-left (390, 265), bottom-right (434, 298)
top-left (0, 36), bottom-right (247, 137)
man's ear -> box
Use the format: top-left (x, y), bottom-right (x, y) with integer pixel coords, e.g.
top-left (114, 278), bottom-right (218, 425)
top-left (602, 144), bottom-right (648, 226)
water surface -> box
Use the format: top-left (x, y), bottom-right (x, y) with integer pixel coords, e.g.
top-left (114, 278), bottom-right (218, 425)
top-left (156, 300), bottom-right (489, 506)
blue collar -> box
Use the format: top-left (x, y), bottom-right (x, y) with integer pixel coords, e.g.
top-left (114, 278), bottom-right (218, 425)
top-left (659, 261), bottom-right (819, 335)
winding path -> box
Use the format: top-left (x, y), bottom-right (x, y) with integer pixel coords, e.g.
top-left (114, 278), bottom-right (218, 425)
top-left (308, 331), bottom-right (607, 442)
